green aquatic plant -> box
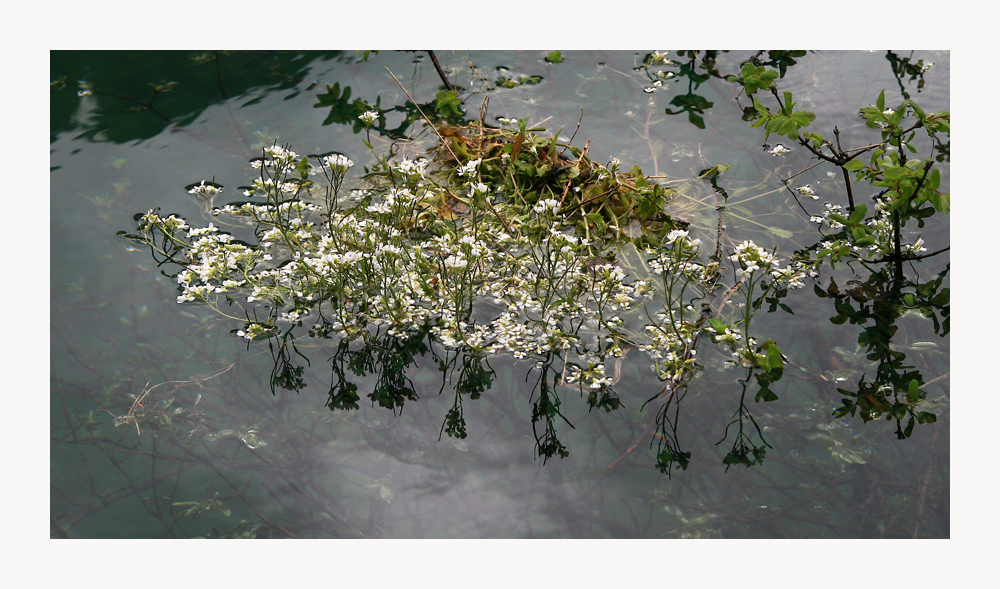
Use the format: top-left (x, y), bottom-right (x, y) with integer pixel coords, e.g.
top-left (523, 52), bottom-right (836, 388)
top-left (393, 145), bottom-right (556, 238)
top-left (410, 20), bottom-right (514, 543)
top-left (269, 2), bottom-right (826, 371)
top-left (51, 51), bottom-right (950, 540)
top-left (729, 54), bottom-right (949, 440)
top-left (115, 50), bottom-right (946, 475)
top-left (120, 101), bottom-right (810, 473)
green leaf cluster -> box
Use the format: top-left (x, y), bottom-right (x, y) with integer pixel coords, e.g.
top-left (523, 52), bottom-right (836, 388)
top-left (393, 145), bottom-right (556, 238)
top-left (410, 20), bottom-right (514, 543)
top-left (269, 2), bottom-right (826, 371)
top-left (748, 92), bottom-right (815, 141)
top-left (732, 63), bottom-right (778, 96)
top-left (434, 89), bottom-right (465, 120)
top-left (315, 82), bottom-right (383, 133)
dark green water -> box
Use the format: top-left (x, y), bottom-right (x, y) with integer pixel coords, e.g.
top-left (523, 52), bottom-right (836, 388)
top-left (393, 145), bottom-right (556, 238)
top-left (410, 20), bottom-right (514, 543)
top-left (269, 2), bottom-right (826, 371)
top-left (50, 50), bottom-right (949, 539)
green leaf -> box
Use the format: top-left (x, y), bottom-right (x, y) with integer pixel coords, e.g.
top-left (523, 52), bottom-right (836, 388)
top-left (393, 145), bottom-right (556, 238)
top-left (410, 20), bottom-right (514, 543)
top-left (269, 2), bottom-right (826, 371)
top-left (848, 203), bottom-right (868, 225)
top-left (544, 51), bottom-right (563, 64)
top-left (883, 166), bottom-right (906, 180)
top-left (790, 110), bottom-right (816, 126)
top-left (767, 343), bottom-right (784, 371)
top-left (783, 91), bottom-right (794, 114)
top-left (876, 90), bottom-right (886, 112)
top-left (889, 103), bottom-right (906, 127)
top-left (929, 168), bottom-right (941, 189)
top-left (930, 191), bottom-right (950, 214)
top-left (755, 385), bottom-right (779, 403)
top-left (753, 96), bottom-right (769, 116)
top-left (843, 159), bottom-right (864, 172)
top-left (833, 402), bottom-right (856, 418)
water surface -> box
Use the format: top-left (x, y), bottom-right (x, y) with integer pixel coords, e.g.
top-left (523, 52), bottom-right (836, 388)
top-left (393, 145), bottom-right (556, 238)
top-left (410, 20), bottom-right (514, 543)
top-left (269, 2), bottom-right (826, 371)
top-left (50, 50), bottom-right (949, 538)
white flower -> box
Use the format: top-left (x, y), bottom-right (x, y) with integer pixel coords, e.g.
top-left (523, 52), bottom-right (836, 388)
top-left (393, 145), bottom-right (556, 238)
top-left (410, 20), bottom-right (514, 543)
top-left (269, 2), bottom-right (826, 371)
top-left (468, 182), bottom-right (489, 198)
top-left (394, 158), bottom-right (428, 179)
top-left (366, 201), bottom-right (392, 214)
top-left (797, 185), bottom-right (819, 199)
top-left (444, 255), bottom-right (468, 270)
top-left (189, 181), bottom-right (223, 198)
top-left (533, 198), bottom-right (561, 214)
top-left (359, 110), bottom-right (379, 125)
top-left (338, 251), bottom-right (364, 265)
top-left (906, 237), bottom-right (927, 254)
top-left (323, 154), bottom-right (354, 171)
top-left (665, 229), bottom-right (689, 245)
top-left (769, 145), bottom-right (791, 157)
top-left (457, 158), bottom-right (482, 177)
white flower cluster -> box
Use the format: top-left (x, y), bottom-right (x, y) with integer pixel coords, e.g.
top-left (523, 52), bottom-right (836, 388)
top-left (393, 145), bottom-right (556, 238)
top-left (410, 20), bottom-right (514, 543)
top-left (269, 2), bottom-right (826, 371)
top-left (730, 240), bottom-right (776, 279)
top-left (564, 361), bottom-right (615, 389)
top-left (810, 202), bottom-right (847, 230)
top-left (467, 182), bottom-right (489, 199)
top-left (856, 197), bottom-right (928, 258)
top-left (323, 153), bottom-right (354, 172)
top-left (797, 185), bottom-right (819, 200)
top-left (457, 158), bottom-right (481, 178)
top-left (638, 309), bottom-right (699, 381)
top-left (730, 240), bottom-right (805, 288)
top-left (236, 323), bottom-right (275, 341)
top-left (358, 110), bottom-right (379, 125)
top-left (533, 198), bottom-right (561, 214)
top-left (664, 229), bottom-right (702, 248)
top-left (393, 157), bottom-right (429, 181)
top-left (188, 181), bottom-right (223, 199)
top-left (133, 142), bottom-right (811, 400)
top-left (252, 145), bottom-right (299, 169)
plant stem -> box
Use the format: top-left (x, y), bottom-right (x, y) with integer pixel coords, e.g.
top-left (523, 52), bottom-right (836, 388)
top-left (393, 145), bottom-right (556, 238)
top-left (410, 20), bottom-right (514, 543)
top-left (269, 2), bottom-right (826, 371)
top-left (427, 51), bottom-right (454, 93)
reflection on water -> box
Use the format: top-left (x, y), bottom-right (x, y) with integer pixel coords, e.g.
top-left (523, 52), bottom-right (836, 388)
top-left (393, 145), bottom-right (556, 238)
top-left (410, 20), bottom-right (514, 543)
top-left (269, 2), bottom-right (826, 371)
top-left (50, 50), bottom-right (949, 538)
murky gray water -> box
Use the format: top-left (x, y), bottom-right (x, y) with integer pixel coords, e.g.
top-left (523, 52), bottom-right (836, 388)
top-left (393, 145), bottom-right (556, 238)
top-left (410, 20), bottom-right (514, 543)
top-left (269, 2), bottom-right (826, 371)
top-left (50, 50), bottom-right (949, 538)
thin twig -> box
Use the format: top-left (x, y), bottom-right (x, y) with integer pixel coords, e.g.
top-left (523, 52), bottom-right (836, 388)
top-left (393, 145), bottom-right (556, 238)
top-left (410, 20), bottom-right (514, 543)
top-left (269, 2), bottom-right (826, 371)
top-left (870, 246), bottom-right (949, 264)
top-left (561, 107), bottom-right (584, 156)
top-left (607, 386), bottom-right (676, 471)
top-left (559, 139), bottom-right (590, 206)
top-left (426, 50), bottom-right (454, 92)
top-left (385, 67), bottom-right (458, 163)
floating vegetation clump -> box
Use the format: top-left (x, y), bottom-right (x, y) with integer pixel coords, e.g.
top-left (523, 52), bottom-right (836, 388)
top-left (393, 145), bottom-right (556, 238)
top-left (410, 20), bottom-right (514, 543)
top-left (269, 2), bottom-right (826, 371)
top-left (117, 51), bottom-right (948, 475)
top-left (50, 50), bottom-right (952, 540)
top-left (121, 102), bottom-right (814, 472)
